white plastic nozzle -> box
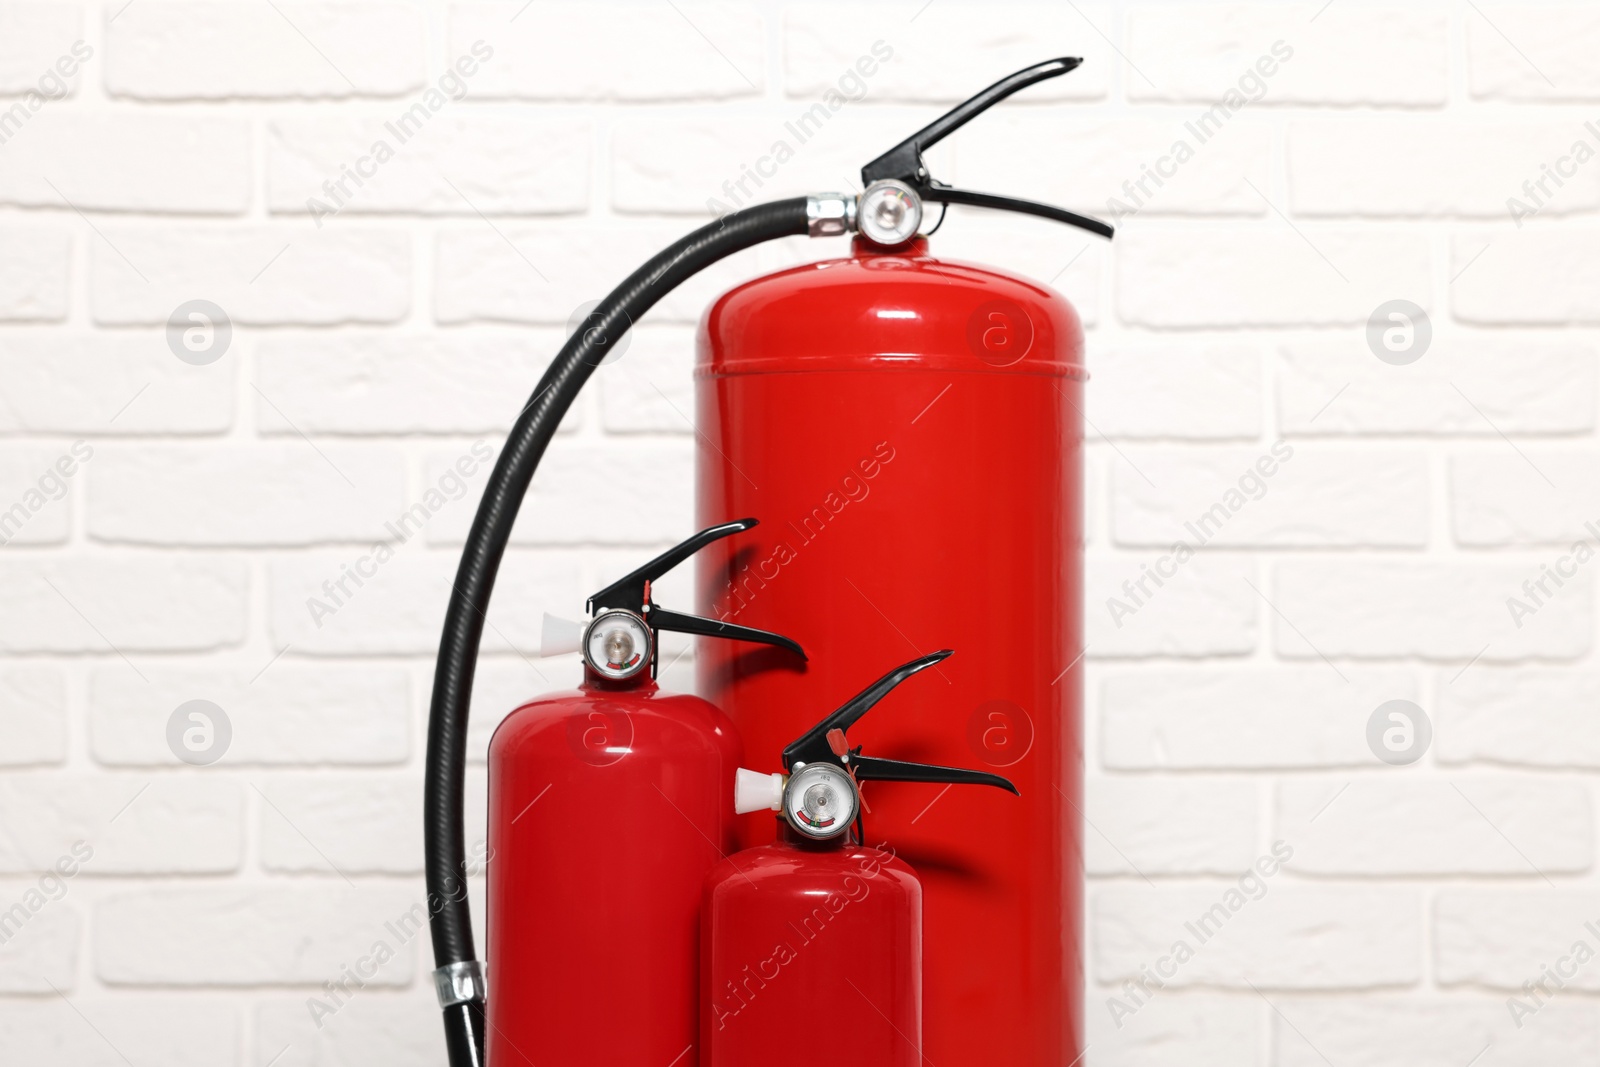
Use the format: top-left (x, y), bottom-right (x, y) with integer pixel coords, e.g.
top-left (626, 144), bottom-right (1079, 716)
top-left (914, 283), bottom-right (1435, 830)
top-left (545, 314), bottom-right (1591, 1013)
top-left (734, 768), bottom-right (785, 815)
top-left (540, 613), bottom-right (587, 658)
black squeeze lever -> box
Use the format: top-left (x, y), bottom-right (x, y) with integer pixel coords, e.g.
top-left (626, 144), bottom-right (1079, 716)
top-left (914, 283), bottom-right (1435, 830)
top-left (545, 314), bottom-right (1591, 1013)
top-left (782, 650), bottom-right (1018, 794)
top-left (860, 57), bottom-right (1114, 240)
top-left (587, 518), bottom-right (805, 659)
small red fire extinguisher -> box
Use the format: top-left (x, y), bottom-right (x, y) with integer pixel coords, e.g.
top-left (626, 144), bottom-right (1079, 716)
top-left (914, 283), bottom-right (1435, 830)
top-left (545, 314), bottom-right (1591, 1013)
top-left (701, 650), bottom-right (1017, 1067)
top-left (484, 519), bottom-right (804, 1067)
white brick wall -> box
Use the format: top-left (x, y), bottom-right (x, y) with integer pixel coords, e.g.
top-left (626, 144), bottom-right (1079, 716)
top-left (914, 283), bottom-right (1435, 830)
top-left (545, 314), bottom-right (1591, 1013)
top-left (3, 2), bottom-right (1598, 1063)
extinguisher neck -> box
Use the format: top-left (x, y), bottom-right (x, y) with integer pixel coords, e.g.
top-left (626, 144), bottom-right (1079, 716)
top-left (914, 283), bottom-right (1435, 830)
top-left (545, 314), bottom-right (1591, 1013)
top-left (775, 817), bottom-right (848, 852)
top-left (581, 666), bottom-right (656, 693)
top-left (853, 234), bottom-right (927, 258)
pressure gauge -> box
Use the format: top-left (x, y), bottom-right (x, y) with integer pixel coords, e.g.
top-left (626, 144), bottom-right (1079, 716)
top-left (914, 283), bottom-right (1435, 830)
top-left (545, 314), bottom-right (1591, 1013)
top-left (584, 609), bottom-right (652, 680)
top-left (782, 762), bottom-right (858, 841)
top-left (858, 180), bottom-right (923, 247)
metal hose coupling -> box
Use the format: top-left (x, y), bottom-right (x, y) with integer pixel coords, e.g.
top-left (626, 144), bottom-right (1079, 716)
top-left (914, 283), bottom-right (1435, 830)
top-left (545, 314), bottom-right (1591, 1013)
top-left (806, 193), bottom-right (856, 237)
top-left (434, 959), bottom-right (487, 1007)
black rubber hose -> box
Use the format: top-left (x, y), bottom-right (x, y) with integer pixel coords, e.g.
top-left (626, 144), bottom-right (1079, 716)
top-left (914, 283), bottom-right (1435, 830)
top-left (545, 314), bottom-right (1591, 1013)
top-left (425, 198), bottom-right (812, 1067)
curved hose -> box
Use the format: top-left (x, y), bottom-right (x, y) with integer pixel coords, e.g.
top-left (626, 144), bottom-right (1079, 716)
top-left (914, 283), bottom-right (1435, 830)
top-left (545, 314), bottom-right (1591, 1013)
top-left (425, 198), bottom-right (812, 1067)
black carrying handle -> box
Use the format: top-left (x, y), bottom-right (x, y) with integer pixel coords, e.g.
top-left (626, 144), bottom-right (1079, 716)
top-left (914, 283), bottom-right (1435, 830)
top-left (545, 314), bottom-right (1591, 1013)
top-left (782, 650), bottom-right (1019, 797)
top-left (784, 650), bottom-right (952, 767)
top-left (921, 187), bottom-right (1114, 240)
top-left (860, 56), bottom-right (1113, 241)
top-left (862, 57), bottom-right (1080, 185)
top-left (647, 607), bottom-right (805, 660)
top-left (586, 517), bottom-right (804, 661)
top-left (587, 517), bottom-right (754, 614)
top-left (851, 753), bottom-right (1019, 794)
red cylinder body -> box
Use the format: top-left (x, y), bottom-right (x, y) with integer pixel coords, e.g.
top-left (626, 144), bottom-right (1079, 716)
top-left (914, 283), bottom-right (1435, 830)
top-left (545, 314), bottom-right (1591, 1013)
top-left (486, 674), bottom-right (742, 1066)
top-left (702, 833), bottom-right (922, 1067)
top-left (695, 237), bottom-right (1085, 1065)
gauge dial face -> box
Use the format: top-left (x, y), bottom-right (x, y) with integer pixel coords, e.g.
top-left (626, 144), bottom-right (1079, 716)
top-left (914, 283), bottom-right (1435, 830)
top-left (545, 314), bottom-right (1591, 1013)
top-left (584, 610), bottom-right (652, 680)
top-left (859, 180), bottom-right (923, 246)
top-left (783, 763), bottom-right (857, 841)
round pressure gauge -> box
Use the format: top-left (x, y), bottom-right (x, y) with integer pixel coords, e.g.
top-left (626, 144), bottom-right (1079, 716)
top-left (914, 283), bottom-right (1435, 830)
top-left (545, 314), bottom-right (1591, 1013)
top-left (583, 610), bottom-right (652, 681)
top-left (858, 180), bottom-right (923, 247)
top-left (782, 762), bottom-right (858, 841)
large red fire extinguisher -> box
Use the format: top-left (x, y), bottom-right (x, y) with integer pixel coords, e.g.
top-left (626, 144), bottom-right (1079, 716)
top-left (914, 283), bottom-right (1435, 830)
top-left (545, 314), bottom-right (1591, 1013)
top-left (483, 520), bottom-right (803, 1066)
top-left (702, 650), bottom-right (1016, 1067)
top-left (695, 62), bottom-right (1100, 1067)
top-left (422, 57), bottom-right (1109, 1067)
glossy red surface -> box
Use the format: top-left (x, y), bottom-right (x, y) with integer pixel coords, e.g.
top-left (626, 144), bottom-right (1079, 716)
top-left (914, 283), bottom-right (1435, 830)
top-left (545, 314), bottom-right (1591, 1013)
top-left (702, 836), bottom-right (922, 1067)
top-left (486, 674), bottom-right (742, 1067)
top-left (695, 237), bottom-right (1085, 1066)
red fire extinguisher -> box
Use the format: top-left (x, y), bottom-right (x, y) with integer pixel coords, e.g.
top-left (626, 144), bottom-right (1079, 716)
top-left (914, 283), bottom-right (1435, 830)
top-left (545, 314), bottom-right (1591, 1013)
top-left (423, 58), bottom-right (1109, 1067)
top-left (483, 519), bottom-right (803, 1067)
top-left (702, 650), bottom-right (1017, 1067)
top-left (696, 60), bottom-right (1100, 1067)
